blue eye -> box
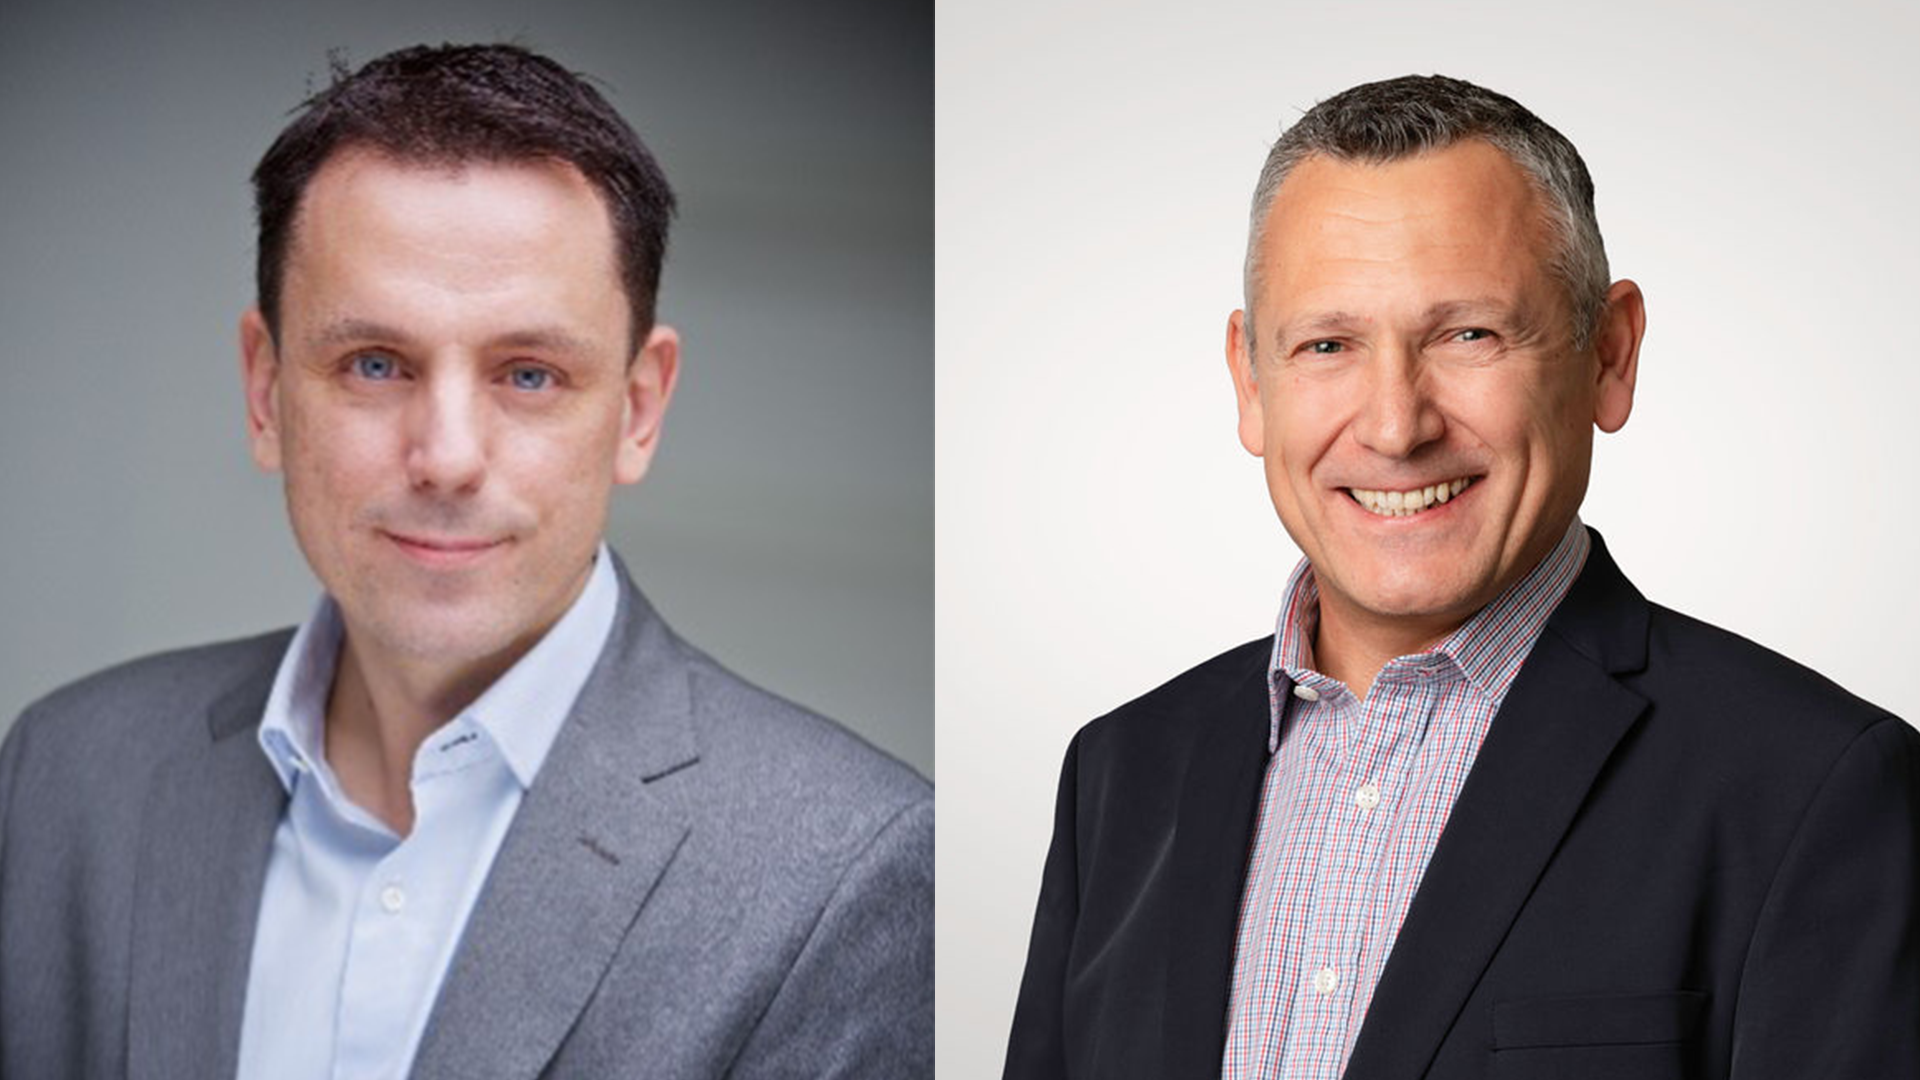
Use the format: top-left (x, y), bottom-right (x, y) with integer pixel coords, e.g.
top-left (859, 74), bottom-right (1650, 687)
top-left (508, 366), bottom-right (553, 391)
top-left (1308, 340), bottom-right (1344, 355)
top-left (352, 353), bottom-right (399, 380)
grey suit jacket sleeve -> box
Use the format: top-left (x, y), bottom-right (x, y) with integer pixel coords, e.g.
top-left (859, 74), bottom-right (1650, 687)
top-left (726, 797), bottom-right (933, 1078)
top-left (0, 709), bottom-right (20, 1029)
top-left (0, 721), bottom-right (9, 1080)
top-left (0, 708), bottom-right (17, 882)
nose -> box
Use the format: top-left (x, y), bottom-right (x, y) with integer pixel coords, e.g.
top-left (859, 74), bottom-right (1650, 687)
top-left (1351, 345), bottom-right (1445, 458)
top-left (404, 372), bottom-right (488, 494)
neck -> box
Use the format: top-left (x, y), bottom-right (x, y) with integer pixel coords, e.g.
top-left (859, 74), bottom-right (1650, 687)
top-left (320, 556), bottom-right (597, 835)
top-left (322, 630), bottom-right (524, 836)
top-left (1311, 595), bottom-right (1466, 702)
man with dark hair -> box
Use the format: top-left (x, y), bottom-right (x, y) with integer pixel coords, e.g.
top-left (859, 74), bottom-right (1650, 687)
top-left (0, 43), bottom-right (931, 1079)
top-left (1004, 75), bottom-right (1917, 1079)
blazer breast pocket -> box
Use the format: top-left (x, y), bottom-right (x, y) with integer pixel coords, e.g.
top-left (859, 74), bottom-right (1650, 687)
top-left (1489, 990), bottom-right (1708, 1080)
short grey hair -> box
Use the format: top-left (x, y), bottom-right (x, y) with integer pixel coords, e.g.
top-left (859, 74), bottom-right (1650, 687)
top-left (1244, 75), bottom-right (1609, 352)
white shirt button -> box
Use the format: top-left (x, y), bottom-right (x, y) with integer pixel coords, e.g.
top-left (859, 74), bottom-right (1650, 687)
top-left (1292, 684), bottom-right (1321, 702)
top-left (1312, 967), bottom-right (1339, 994)
top-left (1355, 783), bottom-right (1381, 810)
top-left (379, 884), bottom-right (407, 914)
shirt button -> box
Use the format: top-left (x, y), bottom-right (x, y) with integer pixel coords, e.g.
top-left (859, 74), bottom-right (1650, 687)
top-left (1292, 684), bottom-right (1320, 703)
top-left (1312, 967), bottom-right (1339, 995)
top-left (379, 884), bottom-right (406, 914)
top-left (1355, 783), bottom-right (1381, 810)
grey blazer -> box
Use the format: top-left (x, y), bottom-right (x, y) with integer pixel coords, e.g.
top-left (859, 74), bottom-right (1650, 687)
top-left (0, 559), bottom-right (933, 1079)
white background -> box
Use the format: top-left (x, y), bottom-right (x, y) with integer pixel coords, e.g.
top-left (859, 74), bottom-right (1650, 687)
top-left (937, 1), bottom-right (1920, 1073)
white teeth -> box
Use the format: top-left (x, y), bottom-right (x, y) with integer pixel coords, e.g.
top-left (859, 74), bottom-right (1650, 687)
top-left (1347, 477), bottom-right (1475, 518)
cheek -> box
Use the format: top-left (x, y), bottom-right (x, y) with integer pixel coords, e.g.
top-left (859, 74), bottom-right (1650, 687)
top-left (1451, 368), bottom-right (1578, 458)
top-left (1265, 380), bottom-right (1338, 483)
top-left (1522, 382), bottom-right (1595, 463)
top-left (279, 402), bottom-right (398, 515)
top-left (502, 410), bottom-right (625, 505)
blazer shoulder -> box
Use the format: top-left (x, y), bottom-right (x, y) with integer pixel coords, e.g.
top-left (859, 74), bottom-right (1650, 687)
top-left (8, 630), bottom-right (292, 756)
top-left (1623, 600), bottom-right (1910, 831)
top-left (1074, 635), bottom-right (1273, 758)
top-left (1641, 601), bottom-right (1899, 737)
top-left (669, 635), bottom-right (930, 820)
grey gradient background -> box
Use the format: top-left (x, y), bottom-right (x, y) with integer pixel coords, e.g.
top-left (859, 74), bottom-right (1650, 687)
top-left (0, 0), bottom-right (931, 779)
top-left (938, 0), bottom-right (1920, 1073)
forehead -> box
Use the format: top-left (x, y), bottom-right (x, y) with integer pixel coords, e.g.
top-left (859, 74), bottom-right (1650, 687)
top-left (280, 151), bottom-right (625, 342)
top-left (1255, 140), bottom-right (1554, 323)
top-left (293, 149), bottom-right (617, 256)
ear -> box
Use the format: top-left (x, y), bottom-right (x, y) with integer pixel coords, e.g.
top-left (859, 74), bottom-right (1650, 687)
top-left (239, 308), bottom-right (284, 473)
top-left (1226, 309), bottom-right (1265, 456)
top-left (1591, 279), bottom-right (1645, 434)
top-left (614, 324), bottom-right (681, 485)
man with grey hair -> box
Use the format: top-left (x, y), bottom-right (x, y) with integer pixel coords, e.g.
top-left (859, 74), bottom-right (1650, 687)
top-left (1004, 74), bottom-right (1916, 1079)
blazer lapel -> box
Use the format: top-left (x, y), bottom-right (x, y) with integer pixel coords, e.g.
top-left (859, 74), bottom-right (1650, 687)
top-left (1163, 650), bottom-right (1274, 1078)
top-left (127, 660), bottom-right (287, 1080)
top-left (411, 569), bottom-right (700, 1080)
top-left (1343, 531), bottom-right (1652, 1080)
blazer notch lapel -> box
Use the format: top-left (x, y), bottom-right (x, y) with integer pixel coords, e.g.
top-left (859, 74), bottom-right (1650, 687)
top-left (410, 763), bottom-right (690, 1080)
top-left (412, 572), bottom-right (701, 1080)
top-left (1162, 655), bottom-right (1273, 1077)
top-left (1343, 632), bottom-right (1649, 1080)
top-left (127, 706), bottom-right (286, 1080)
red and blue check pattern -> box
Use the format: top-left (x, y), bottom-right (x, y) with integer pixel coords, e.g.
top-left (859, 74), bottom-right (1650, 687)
top-left (1220, 520), bottom-right (1590, 1079)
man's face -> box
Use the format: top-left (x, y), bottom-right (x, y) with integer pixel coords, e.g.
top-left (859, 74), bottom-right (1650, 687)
top-left (1227, 139), bottom-right (1638, 641)
top-left (241, 151), bottom-right (677, 670)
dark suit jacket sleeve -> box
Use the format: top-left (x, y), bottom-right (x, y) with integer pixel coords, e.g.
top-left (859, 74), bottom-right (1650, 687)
top-left (726, 796), bottom-right (934, 1079)
top-left (1004, 733), bottom-right (1080, 1079)
top-left (1732, 716), bottom-right (1920, 1077)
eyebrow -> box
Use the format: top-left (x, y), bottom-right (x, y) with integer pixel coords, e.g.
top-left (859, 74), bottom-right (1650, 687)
top-left (1276, 310), bottom-right (1370, 343)
top-left (305, 318), bottom-right (599, 358)
top-left (1419, 298), bottom-right (1521, 327)
top-left (1273, 298), bottom-right (1524, 345)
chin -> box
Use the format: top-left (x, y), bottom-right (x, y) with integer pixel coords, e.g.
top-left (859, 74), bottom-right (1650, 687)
top-left (346, 597), bottom-right (525, 664)
top-left (1359, 593), bottom-right (1476, 624)
top-left (1346, 561), bottom-right (1486, 624)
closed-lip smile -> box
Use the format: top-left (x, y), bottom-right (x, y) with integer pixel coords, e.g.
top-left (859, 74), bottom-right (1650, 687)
top-left (382, 530), bottom-right (507, 563)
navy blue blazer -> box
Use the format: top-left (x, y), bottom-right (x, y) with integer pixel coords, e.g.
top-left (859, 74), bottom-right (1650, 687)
top-left (1005, 530), bottom-right (1919, 1079)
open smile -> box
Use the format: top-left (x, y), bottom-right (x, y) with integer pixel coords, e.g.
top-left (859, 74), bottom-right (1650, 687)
top-left (1344, 476), bottom-right (1478, 518)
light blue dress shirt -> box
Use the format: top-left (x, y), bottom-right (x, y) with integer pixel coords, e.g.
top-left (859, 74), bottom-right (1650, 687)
top-left (236, 548), bottom-right (619, 1080)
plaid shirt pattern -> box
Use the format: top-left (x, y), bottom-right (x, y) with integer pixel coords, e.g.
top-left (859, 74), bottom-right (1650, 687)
top-left (1219, 520), bottom-right (1590, 1079)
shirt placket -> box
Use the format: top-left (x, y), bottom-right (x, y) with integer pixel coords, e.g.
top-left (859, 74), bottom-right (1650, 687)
top-left (1279, 673), bottom-right (1432, 1080)
top-left (1350, 671), bottom-right (1442, 1074)
top-left (330, 722), bottom-right (492, 1080)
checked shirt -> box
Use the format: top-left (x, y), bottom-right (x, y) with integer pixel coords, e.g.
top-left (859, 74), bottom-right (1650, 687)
top-left (1220, 520), bottom-right (1590, 1079)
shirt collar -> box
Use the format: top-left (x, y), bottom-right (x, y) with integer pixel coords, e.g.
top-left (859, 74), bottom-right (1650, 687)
top-left (466, 544), bottom-right (619, 787)
top-left (256, 588), bottom-right (344, 795)
top-left (256, 543), bottom-right (621, 794)
top-left (1267, 518), bottom-right (1591, 750)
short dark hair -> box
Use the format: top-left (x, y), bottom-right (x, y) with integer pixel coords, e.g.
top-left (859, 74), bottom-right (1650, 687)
top-left (252, 43), bottom-right (676, 353)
